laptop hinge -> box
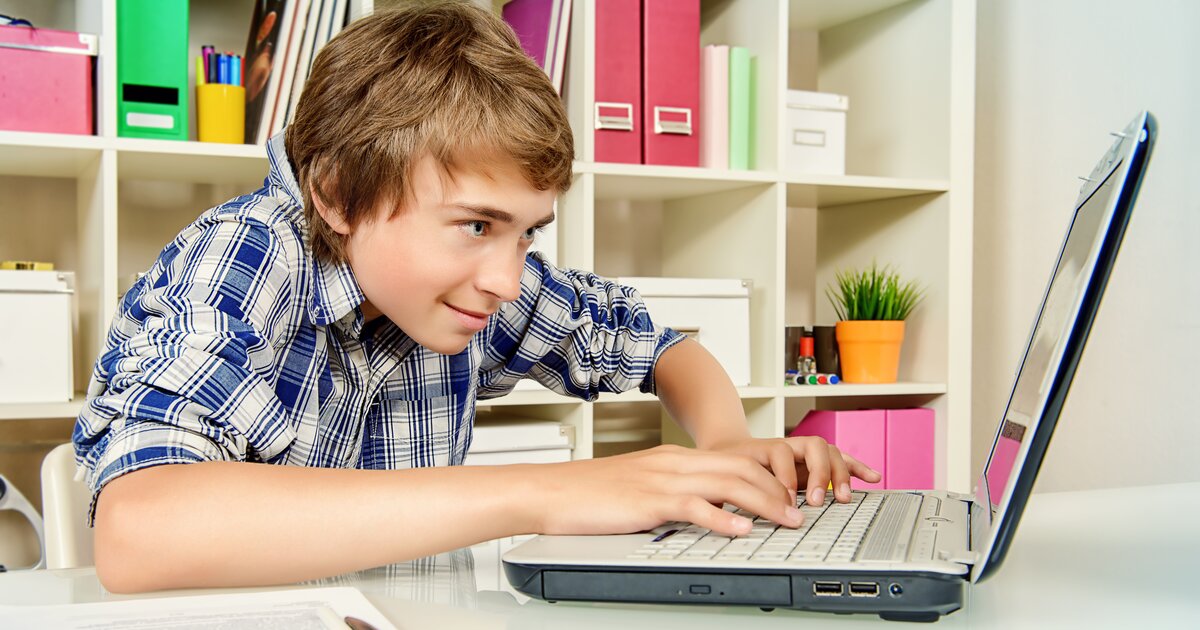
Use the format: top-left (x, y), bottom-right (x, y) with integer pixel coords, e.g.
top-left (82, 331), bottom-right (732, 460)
top-left (937, 549), bottom-right (981, 566)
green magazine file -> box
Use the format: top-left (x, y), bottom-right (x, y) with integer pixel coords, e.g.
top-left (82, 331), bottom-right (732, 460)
top-left (117, 0), bottom-right (189, 140)
top-left (728, 46), bottom-right (752, 170)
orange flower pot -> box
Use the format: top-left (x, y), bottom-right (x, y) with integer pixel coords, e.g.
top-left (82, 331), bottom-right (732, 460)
top-left (835, 320), bottom-right (905, 383)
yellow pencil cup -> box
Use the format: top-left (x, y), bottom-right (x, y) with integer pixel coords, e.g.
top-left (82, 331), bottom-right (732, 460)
top-left (196, 84), bottom-right (245, 144)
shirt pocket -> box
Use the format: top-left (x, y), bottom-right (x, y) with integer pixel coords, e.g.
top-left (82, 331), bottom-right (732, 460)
top-left (364, 388), bottom-right (475, 469)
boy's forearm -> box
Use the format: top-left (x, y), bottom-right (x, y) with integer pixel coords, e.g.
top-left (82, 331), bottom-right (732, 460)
top-left (653, 338), bottom-right (752, 449)
top-left (94, 461), bottom-right (544, 593)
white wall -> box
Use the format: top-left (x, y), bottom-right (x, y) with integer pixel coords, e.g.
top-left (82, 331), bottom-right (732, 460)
top-left (974, 0), bottom-right (1200, 492)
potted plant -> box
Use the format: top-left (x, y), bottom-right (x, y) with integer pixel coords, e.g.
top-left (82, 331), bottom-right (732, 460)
top-left (826, 263), bottom-right (924, 383)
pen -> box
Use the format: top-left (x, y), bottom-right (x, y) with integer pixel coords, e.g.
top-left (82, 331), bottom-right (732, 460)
top-left (344, 616), bottom-right (379, 630)
top-left (196, 55), bottom-right (205, 85)
top-left (201, 44), bottom-right (212, 80)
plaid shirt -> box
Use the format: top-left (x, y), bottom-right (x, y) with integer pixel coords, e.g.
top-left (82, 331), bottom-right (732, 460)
top-left (74, 133), bottom-right (683, 509)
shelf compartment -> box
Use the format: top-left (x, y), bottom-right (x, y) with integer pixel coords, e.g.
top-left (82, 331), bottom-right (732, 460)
top-left (582, 161), bottom-right (776, 201)
top-left (789, 0), bottom-right (913, 31)
top-left (781, 382), bottom-right (946, 398)
top-left (0, 131), bottom-right (105, 178)
top-left (785, 174), bottom-right (947, 208)
top-left (597, 386), bottom-right (777, 404)
top-left (0, 394), bottom-right (87, 421)
top-left (115, 139), bottom-right (268, 184)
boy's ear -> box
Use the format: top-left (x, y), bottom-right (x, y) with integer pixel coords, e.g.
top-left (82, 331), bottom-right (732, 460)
top-left (309, 182), bottom-right (352, 235)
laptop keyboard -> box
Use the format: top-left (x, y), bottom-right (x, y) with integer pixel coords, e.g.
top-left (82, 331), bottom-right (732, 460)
top-left (630, 491), bottom-right (927, 564)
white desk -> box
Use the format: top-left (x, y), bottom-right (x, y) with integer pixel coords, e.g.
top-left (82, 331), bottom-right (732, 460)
top-left (2, 482), bottom-right (1198, 628)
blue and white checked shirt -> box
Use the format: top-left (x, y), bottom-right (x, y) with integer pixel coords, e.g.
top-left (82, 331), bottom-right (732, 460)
top-left (74, 133), bottom-right (683, 511)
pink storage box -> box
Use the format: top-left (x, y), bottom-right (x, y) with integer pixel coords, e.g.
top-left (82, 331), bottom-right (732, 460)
top-left (885, 408), bottom-right (935, 490)
top-left (790, 409), bottom-right (886, 490)
top-left (789, 408), bottom-right (936, 491)
top-left (0, 24), bottom-right (98, 135)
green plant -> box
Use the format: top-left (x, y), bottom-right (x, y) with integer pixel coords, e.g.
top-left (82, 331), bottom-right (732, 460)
top-left (826, 263), bottom-right (925, 321)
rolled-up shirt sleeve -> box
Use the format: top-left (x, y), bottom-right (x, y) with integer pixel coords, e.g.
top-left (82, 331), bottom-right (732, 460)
top-left (478, 252), bottom-right (685, 400)
top-left (74, 212), bottom-right (302, 517)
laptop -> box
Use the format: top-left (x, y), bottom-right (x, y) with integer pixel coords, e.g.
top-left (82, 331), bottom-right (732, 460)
top-left (500, 111), bottom-right (1158, 622)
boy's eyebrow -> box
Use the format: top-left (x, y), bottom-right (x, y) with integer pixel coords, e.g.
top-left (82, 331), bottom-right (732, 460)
top-left (452, 203), bottom-right (555, 227)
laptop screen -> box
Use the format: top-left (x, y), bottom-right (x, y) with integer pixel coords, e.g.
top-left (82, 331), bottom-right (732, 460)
top-left (980, 164), bottom-right (1120, 509)
top-left (968, 112), bottom-right (1155, 583)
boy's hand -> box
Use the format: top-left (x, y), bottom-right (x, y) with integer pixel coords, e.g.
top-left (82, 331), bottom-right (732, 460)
top-left (533, 443), bottom-right (873, 538)
top-left (702, 436), bottom-right (881, 507)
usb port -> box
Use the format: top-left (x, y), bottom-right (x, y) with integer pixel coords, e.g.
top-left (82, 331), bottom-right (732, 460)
top-left (813, 581), bottom-right (843, 597)
top-left (849, 582), bottom-right (880, 597)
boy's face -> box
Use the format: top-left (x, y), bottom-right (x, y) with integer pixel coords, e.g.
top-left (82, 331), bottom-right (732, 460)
top-left (338, 154), bottom-right (557, 354)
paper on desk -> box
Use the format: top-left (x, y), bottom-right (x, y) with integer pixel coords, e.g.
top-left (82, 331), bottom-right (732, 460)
top-left (0, 585), bottom-right (396, 630)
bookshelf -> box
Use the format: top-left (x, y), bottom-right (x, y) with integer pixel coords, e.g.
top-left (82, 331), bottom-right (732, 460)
top-left (0, 0), bottom-right (974, 492)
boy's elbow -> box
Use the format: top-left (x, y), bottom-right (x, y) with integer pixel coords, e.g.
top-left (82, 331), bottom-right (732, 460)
top-left (93, 472), bottom-right (170, 593)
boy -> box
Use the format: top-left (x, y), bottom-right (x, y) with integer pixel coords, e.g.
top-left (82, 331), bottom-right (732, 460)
top-left (76, 1), bottom-right (878, 593)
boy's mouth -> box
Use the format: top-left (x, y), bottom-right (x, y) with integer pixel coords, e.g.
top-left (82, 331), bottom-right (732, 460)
top-left (446, 303), bottom-right (493, 331)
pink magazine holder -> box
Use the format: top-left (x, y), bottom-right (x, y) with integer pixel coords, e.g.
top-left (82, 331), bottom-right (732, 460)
top-left (0, 24), bottom-right (97, 135)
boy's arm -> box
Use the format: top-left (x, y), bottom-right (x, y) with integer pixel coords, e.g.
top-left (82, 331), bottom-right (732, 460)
top-left (96, 439), bottom-right (806, 593)
top-left (653, 338), bottom-right (882, 506)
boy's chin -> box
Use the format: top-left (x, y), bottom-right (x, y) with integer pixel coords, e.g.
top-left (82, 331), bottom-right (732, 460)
top-left (413, 332), bottom-right (474, 356)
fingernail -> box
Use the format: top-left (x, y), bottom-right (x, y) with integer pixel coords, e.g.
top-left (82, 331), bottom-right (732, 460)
top-left (734, 516), bottom-right (753, 534)
top-left (840, 483), bottom-right (851, 498)
top-left (785, 506), bottom-right (803, 526)
top-left (810, 487), bottom-right (825, 505)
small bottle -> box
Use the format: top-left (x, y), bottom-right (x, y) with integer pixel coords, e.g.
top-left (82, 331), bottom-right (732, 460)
top-left (798, 331), bottom-right (817, 376)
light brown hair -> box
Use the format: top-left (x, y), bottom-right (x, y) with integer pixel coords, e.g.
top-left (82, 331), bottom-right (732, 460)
top-left (285, 0), bottom-right (574, 263)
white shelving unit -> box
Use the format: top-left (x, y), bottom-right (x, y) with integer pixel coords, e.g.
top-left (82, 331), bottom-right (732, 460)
top-left (0, 0), bottom-right (974, 491)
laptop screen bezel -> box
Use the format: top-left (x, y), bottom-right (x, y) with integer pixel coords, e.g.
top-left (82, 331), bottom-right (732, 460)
top-left (969, 112), bottom-right (1156, 584)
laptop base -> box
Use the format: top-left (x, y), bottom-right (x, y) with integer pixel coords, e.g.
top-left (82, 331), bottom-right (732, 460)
top-left (504, 562), bottom-right (964, 621)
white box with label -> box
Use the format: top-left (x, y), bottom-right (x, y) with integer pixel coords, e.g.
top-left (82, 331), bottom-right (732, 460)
top-left (785, 90), bottom-right (848, 175)
top-left (618, 277), bottom-right (751, 386)
top-left (0, 270), bottom-right (75, 403)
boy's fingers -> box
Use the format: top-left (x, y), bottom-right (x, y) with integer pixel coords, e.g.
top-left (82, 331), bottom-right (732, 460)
top-left (670, 474), bottom-right (802, 530)
top-left (827, 443), bottom-right (852, 502)
top-left (766, 441), bottom-right (799, 499)
top-left (789, 437), bottom-right (830, 506)
top-left (668, 495), bottom-right (753, 537)
top-left (652, 449), bottom-right (792, 508)
top-left (841, 452), bottom-right (882, 483)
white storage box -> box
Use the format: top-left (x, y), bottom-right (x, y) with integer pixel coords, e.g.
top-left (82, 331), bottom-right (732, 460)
top-left (785, 90), bottom-right (848, 175)
top-left (0, 270), bottom-right (75, 403)
top-left (464, 419), bottom-right (574, 465)
top-left (619, 277), bottom-right (751, 386)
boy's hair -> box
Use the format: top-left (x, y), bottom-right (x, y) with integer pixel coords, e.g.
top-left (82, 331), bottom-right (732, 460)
top-left (285, 0), bottom-right (574, 263)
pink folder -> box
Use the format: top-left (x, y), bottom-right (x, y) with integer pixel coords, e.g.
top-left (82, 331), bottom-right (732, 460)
top-left (502, 0), bottom-right (555, 68)
top-left (642, 0), bottom-right (700, 166)
top-left (885, 408), bottom-right (935, 490)
top-left (593, 0), bottom-right (641, 164)
top-left (700, 45), bottom-right (729, 169)
top-left (790, 410), bottom-right (886, 490)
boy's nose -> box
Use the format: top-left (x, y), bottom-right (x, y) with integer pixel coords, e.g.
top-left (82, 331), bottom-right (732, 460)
top-left (476, 251), bottom-right (524, 303)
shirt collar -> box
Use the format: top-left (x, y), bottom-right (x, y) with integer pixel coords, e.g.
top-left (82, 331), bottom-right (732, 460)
top-left (266, 132), bottom-right (367, 338)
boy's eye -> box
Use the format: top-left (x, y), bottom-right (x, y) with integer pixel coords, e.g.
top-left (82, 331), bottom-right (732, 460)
top-left (464, 221), bottom-right (487, 237)
top-left (522, 226), bottom-right (542, 240)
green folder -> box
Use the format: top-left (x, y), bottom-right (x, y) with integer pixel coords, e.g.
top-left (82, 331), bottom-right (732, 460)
top-left (729, 47), bottom-right (754, 170)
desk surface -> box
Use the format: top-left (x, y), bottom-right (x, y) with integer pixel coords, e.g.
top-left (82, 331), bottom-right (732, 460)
top-left (3, 482), bottom-right (1199, 628)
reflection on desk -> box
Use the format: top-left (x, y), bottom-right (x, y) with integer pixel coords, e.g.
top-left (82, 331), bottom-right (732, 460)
top-left (2, 483), bottom-right (1199, 628)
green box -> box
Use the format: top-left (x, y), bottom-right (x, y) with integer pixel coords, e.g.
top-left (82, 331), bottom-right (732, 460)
top-left (117, 0), bottom-right (189, 140)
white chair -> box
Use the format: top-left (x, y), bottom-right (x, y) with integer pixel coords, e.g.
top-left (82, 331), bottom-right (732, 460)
top-left (0, 473), bottom-right (45, 570)
top-left (40, 443), bottom-right (94, 569)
